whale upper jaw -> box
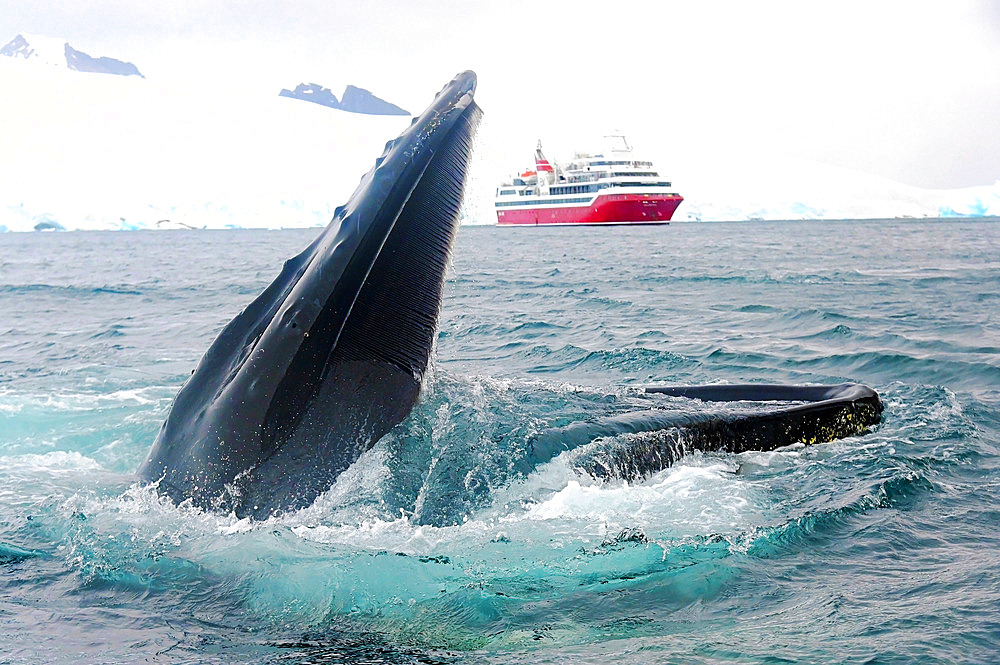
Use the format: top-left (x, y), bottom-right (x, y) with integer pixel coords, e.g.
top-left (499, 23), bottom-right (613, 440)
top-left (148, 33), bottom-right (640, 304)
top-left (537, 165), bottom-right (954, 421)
top-left (138, 71), bottom-right (482, 517)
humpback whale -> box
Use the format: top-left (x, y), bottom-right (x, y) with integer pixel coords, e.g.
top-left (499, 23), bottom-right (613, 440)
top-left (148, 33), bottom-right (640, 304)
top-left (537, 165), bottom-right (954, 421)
top-left (139, 71), bottom-right (882, 518)
top-left (139, 71), bottom-right (482, 517)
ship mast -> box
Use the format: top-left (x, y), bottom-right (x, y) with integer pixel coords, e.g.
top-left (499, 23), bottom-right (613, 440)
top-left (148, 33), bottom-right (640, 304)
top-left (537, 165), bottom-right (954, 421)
top-left (534, 140), bottom-right (556, 190)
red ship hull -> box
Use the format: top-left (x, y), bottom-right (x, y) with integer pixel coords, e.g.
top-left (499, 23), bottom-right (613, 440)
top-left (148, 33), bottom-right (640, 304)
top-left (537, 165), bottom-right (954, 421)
top-left (496, 193), bottom-right (683, 226)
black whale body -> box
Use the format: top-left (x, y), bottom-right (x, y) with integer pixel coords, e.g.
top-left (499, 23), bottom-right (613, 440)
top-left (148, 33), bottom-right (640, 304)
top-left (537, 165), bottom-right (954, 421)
top-left (139, 71), bottom-right (482, 517)
top-left (139, 71), bottom-right (883, 518)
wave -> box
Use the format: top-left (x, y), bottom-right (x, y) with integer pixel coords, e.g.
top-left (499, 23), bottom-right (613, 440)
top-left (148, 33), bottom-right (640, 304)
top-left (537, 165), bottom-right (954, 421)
top-left (2, 223), bottom-right (999, 660)
top-left (742, 471), bottom-right (936, 558)
top-left (0, 283), bottom-right (145, 296)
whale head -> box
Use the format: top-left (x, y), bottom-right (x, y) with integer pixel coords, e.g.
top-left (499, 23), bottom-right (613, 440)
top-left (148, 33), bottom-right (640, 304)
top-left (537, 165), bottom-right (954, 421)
top-left (139, 71), bottom-right (481, 517)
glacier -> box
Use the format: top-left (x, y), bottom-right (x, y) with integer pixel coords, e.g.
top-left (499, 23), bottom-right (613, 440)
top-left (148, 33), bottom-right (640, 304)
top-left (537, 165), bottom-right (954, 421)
top-left (668, 149), bottom-right (1000, 222)
top-left (0, 54), bottom-right (412, 232)
top-left (0, 46), bottom-right (997, 232)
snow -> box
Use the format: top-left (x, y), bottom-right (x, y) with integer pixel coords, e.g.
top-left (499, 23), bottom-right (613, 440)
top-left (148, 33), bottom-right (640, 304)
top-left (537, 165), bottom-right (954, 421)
top-left (666, 149), bottom-right (1000, 222)
top-left (0, 39), bottom-right (997, 232)
top-left (0, 56), bottom-right (410, 232)
top-left (937, 182), bottom-right (1000, 217)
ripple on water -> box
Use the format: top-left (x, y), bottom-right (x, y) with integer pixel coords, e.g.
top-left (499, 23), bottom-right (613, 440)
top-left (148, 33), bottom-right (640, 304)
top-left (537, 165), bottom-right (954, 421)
top-left (0, 222), bottom-right (998, 662)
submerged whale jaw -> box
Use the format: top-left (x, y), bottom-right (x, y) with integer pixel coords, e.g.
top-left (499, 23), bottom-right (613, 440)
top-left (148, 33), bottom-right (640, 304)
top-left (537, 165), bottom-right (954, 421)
top-left (138, 72), bottom-right (482, 517)
top-left (522, 383), bottom-right (883, 481)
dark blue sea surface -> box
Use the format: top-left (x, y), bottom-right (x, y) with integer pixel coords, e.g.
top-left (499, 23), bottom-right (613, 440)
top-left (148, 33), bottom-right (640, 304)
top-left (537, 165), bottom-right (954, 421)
top-left (1, 219), bottom-right (998, 664)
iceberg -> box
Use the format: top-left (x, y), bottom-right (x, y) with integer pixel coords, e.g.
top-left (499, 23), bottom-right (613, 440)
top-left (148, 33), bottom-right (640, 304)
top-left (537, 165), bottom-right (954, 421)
top-left (938, 181), bottom-right (1000, 217)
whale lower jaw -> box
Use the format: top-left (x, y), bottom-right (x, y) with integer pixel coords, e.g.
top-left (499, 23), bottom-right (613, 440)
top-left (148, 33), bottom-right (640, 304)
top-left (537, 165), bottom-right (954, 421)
top-left (523, 383), bottom-right (883, 480)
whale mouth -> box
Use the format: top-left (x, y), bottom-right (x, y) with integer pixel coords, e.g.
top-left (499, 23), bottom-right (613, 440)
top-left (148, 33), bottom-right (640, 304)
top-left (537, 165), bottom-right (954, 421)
top-left (139, 72), bottom-right (482, 516)
top-left (138, 70), bottom-right (884, 522)
top-left (520, 383), bottom-right (883, 481)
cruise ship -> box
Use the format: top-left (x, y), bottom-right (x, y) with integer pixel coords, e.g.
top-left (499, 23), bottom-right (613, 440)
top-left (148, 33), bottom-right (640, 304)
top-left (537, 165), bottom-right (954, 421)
top-left (495, 135), bottom-right (682, 226)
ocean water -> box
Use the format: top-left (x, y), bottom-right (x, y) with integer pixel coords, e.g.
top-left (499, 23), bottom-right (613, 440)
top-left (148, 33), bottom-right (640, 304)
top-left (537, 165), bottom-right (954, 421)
top-left (1, 219), bottom-right (998, 664)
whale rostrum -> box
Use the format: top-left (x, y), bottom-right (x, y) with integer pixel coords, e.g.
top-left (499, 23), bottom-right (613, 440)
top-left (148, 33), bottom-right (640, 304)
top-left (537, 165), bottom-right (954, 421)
top-left (139, 72), bottom-right (482, 517)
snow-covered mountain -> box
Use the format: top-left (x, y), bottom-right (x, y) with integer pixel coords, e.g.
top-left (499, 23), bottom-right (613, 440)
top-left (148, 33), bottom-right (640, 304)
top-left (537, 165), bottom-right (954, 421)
top-left (279, 82), bottom-right (409, 116)
top-left (0, 47), bottom-right (410, 232)
top-left (0, 33), bottom-right (996, 232)
top-left (1, 33), bottom-right (142, 77)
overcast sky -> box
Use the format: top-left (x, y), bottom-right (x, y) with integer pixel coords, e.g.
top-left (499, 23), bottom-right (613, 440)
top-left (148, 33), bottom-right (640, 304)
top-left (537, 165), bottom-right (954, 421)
top-left (3, 0), bottom-right (999, 188)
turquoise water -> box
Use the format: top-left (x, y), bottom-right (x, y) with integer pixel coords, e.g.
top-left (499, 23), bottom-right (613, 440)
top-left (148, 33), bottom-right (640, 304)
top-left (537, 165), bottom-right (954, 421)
top-left (1, 219), bottom-right (998, 663)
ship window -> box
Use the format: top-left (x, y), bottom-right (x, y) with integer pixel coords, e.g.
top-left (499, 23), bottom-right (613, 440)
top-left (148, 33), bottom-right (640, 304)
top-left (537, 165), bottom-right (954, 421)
top-left (495, 197), bottom-right (592, 207)
top-left (611, 172), bottom-right (658, 177)
top-left (551, 185), bottom-right (600, 195)
top-left (609, 181), bottom-right (673, 188)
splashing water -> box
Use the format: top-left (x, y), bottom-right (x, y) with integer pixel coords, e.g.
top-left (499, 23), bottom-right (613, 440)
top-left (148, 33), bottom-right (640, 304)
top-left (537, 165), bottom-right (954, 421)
top-left (1, 220), bottom-right (999, 663)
